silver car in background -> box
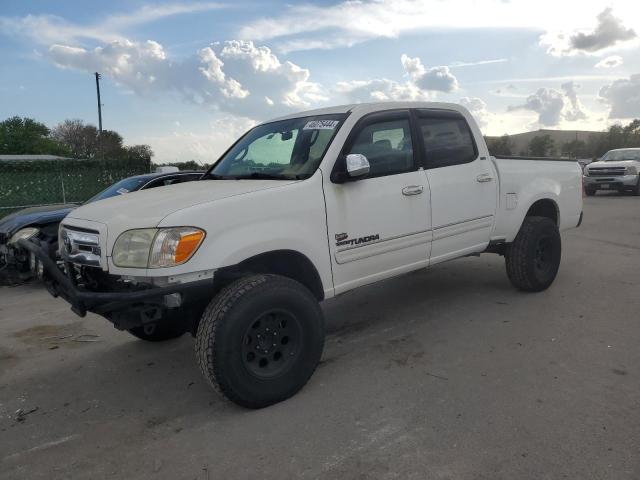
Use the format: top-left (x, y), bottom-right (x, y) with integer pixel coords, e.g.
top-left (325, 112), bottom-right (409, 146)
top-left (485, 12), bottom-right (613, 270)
top-left (583, 148), bottom-right (640, 196)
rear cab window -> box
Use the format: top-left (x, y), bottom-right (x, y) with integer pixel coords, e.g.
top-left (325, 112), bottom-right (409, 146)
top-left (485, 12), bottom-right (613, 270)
top-left (416, 110), bottom-right (478, 169)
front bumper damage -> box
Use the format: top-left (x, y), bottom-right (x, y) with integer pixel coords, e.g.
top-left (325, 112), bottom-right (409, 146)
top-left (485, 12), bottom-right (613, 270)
top-left (18, 239), bottom-right (213, 329)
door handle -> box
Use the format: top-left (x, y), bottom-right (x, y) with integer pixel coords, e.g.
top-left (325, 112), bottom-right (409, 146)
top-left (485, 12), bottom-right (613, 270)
top-left (402, 185), bottom-right (424, 196)
top-left (476, 173), bottom-right (493, 183)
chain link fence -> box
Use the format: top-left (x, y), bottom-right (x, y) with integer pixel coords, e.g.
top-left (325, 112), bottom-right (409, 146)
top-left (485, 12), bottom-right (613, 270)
top-left (0, 157), bottom-right (151, 218)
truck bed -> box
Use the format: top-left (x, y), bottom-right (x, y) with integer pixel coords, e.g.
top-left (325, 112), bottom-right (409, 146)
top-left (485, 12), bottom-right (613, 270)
top-left (490, 156), bottom-right (583, 242)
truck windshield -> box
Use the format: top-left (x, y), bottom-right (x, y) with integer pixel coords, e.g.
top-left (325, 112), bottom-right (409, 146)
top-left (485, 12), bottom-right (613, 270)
top-left (205, 114), bottom-right (347, 180)
top-left (601, 150), bottom-right (640, 161)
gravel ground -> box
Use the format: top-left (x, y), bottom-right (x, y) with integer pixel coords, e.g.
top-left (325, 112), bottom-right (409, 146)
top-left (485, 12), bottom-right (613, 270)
top-left (1, 192), bottom-right (639, 480)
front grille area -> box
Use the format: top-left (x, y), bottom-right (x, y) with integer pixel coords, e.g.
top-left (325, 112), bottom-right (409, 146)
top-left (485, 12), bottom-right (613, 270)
top-left (59, 226), bottom-right (102, 267)
top-left (588, 167), bottom-right (626, 177)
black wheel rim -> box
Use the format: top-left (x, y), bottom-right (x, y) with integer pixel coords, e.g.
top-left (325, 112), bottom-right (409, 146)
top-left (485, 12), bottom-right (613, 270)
top-left (241, 310), bottom-right (302, 379)
top-left (534, 236), bottom-right (554, 274)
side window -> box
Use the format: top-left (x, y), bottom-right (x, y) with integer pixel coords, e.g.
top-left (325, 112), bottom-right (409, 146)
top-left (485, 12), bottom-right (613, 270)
top-left (347, 118), bottom-right (414, 177)
top-left (418, 116), bottom-right (477, 168)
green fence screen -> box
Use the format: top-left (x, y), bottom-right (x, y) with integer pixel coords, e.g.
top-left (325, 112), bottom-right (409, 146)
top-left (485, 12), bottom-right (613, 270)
top-left (0, 158), bottom-right (151, 218)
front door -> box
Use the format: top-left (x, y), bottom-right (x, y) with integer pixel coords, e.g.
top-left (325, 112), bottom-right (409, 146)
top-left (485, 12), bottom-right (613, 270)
top-left (323, 110), bottom-right (432, 294)
top-left (415, 109), bottom-right (497, 264)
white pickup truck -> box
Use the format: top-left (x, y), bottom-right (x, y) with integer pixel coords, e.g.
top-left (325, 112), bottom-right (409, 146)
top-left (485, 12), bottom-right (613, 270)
top-left (25, 102), bottom-right (583, 408)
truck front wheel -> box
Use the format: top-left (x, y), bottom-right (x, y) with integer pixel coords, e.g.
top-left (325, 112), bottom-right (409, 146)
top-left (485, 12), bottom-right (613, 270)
top-left (195, 274), bottom-right (325, 409)
top-left (505, 216), bottom-right (561, 292)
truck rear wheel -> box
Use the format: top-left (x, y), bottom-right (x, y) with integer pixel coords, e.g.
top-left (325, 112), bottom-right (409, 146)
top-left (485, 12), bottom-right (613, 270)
top-left (505, 216), bottom-right (561, 292)
top-left (195, 274), bottom-right (325, 409)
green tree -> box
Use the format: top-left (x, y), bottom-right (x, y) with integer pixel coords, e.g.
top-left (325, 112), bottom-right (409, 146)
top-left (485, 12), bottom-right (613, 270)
top-left (154, 160), bottom-right (206, 170)
top-left (98, 130), bottom-right (124, 158)
top-left (528, 135), bottom-right (555, 157)
top-left (51, 119), bottom-right (98, 158)
top-left (561, 139), bottom-right (589, 158)
top-left (52, 119), bottom-right (153, 161)
top-left (123, 144), bottom-right (154, 162)
top-left (485, 135), bottom-right (513, 156)
top-left (0, 116), bottom-right (69, 155)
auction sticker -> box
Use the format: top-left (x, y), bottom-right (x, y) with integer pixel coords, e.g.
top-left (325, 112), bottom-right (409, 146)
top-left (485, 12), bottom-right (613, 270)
top-left (303, 120), bottom-right (339, 130)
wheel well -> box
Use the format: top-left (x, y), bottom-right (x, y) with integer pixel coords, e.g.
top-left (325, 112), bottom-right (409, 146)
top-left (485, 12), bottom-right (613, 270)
top-left (215, 250), bottom-right (325, 301)
top-left (525, 199), bottom-right (558, 225)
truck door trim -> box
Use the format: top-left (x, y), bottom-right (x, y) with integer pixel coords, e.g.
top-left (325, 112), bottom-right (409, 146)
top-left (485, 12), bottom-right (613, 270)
top-left (432, 215), bottom-right (493, 241)
top-left (334, 229), bottom-right (432, 264)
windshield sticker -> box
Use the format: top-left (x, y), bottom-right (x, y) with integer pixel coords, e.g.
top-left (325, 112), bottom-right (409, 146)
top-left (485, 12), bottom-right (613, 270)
top-left (303, 120), bottom-right (340, 130)
top-left (116, 188), bottom-right (129, 195)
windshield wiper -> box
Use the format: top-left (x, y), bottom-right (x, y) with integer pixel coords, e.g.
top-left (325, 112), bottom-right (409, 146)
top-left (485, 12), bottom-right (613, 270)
top-left (204, 173), bottom-right (233, 180)
top-left (227, 172), bottom-right (296, 180)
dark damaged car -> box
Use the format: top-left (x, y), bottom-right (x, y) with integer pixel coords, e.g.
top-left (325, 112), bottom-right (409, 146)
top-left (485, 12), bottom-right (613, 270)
top-left (0, 170), bottom-right (203, 283)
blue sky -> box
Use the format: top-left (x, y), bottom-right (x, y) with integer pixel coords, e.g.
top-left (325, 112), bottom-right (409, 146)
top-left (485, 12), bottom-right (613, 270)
top-left (1, 0), bottom-right (639, 163)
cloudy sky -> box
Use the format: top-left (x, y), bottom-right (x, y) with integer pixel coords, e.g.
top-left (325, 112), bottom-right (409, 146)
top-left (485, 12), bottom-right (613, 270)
top-left (1, 0), bottom-right (639, 163)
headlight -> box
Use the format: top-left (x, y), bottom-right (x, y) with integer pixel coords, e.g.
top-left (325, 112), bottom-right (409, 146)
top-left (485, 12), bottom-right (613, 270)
top-left (112, 228), bottom-right (157, 268)
top-left (8, 227), bottom-right (39, 245)
top-left (626, 166), bottom-right (638, 175)
top-left (112, 227), bottom-right (205, 268)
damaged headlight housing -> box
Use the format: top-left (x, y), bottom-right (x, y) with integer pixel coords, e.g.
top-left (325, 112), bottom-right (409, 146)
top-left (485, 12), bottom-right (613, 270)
top-left (112, 227), bottom-right (205, 268)
top-left (8, 227), bottom-right (39, 245)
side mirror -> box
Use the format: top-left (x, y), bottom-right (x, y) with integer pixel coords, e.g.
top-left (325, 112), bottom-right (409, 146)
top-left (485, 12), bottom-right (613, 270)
top-left (346, 154), bottom-right (370, 178)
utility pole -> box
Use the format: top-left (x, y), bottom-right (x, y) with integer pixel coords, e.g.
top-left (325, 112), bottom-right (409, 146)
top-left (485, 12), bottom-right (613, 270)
top-left (95, 72), bottom-right (103, 133)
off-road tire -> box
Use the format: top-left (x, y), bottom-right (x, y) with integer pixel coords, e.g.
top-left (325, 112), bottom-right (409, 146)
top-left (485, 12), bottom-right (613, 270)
top-left (195, 274), bottom-right (325, 409)
top-left (505, 216), bottom-right (561, 292)
top-left (128, 315), bottom-right (188, 342)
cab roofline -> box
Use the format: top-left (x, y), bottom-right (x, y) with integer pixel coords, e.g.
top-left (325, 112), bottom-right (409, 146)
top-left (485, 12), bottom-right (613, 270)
top-left (267, 101), bottom-right (469, 123)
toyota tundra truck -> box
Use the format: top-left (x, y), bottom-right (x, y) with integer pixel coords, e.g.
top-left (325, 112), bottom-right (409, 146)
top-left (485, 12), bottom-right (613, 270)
top-left (22, 102), bottom-right (583, 408)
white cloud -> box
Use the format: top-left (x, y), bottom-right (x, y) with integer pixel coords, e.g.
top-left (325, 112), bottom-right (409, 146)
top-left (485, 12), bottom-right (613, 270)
top-left (460, 97), bottom-right (490, 128)
top-left (139, 116), bottom-right (257, 164)
top-left (239, 0), bottom-right (640, 53)
top-left (401, 55), bottom-right (458, 93)
top-left (599, 74), bottom-right (640, 119)
top-left (508, 83), bottom-right (588, 126)
top-left (449, 58), bottom-right (508, 68)
top-left (0, 3), bottom-right (226, 46)
top-left (561, 81), bottom-right (587, 121)
top-left (541, 8), bottom-right (637, 57)
top-left (335, 54), bottom-right (458, 103)
top-left (335, 79), bottom-right (430, 103)
top-left (595, 55), bottom-right (623, 69)
top-left (46, 39), bottom-right (326, 118)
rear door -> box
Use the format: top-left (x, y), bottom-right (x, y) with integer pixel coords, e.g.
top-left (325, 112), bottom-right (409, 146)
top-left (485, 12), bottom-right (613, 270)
top-left (323, 110), bottom-right (431, 294)
top-left (415, 109), bottom-right (497, 264)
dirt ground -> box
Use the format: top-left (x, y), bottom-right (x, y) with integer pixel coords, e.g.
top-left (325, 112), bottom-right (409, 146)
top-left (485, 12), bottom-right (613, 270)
top-left (1, 193), bottom-right (639, 479)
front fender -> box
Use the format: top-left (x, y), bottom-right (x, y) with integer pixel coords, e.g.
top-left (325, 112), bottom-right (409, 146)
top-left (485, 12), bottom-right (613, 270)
top-left (156, 171), bottom-right (334, 296)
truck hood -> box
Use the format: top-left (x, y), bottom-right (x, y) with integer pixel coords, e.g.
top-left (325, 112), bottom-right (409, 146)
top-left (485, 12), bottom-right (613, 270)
top-left (0, 204), bottom-right (77, 236)
top-left (66, 179), bottom-right (296, 227)
top-left (587, 160), bottom-right (637, 170)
